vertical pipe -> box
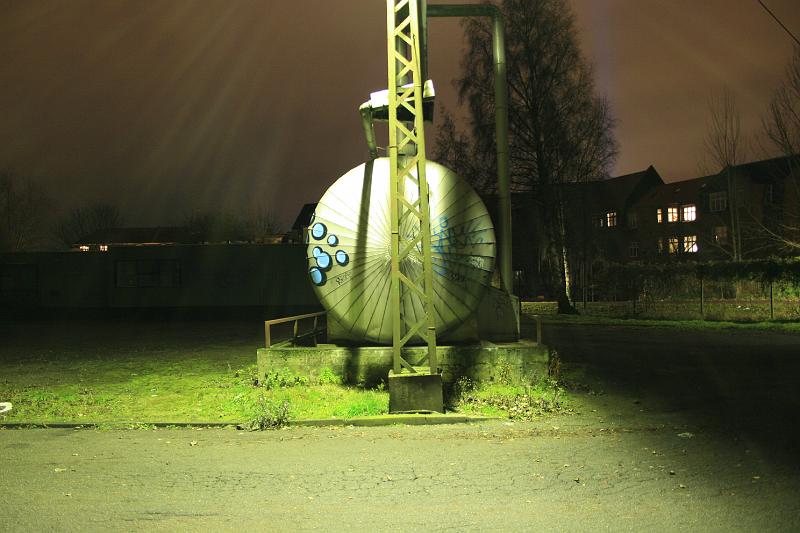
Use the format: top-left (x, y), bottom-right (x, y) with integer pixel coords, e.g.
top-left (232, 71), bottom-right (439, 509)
top-left (769, 279), bottom-right (774, 320)
top-left (420, 0), bottom-right (428, 83)
top-left (359, 104), bottom-right (379, 159)
top-left (492, 12), bottom-right (512, 294)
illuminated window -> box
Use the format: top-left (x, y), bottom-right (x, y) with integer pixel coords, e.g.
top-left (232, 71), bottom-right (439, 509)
top-left (658, 238), bottom-right (664, 254)
top-left (682, 204), bottom-right (696, 222)
top-left (683, 235), bottom-right (698, 253)
top-left (629, 241), bottom-right (639, 258)
top-left (99, 245), bottom-right (109, 252)
top-left (667, 206), bottom-right (679, 223)
top-left (668, 237), bottom-right (679, 254)
top-left (627, 212), bottom-right (638, 228)
top-left (596, 215), bottom-right (605, 228)
top-left (709, 191), bottom-right (727, 212)
top-left (713, 226), bottom-right (728, 245)
top-left (79, 245), bottom-right (90, 252)
top-left (606, 211), bottom-right (617, 228)
top-left (657, 208), bottom-right (663, 224)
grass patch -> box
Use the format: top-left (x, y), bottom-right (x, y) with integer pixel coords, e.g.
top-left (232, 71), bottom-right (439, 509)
top-left (449, 376), bottom-right (569, 420)
top-left (1, 364), bottom-right (390, 425)
top-left (0, 321), bottom-right (388, 425)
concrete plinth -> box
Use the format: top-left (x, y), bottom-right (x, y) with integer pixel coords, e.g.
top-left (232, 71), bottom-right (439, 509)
top-left (388, 370), bottom-right (444, 414)
top-left (257, 340), bottom-right (549, 388)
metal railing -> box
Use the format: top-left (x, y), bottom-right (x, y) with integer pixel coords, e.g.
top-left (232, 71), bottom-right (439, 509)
top-left (264, 311), bottom-right (327, 348)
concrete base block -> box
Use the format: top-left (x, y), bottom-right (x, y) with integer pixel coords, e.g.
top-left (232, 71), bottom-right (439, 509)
top-left (257, 340), bottom-right (549, 388)
top-left (388, 371), bottom-right (444, 414)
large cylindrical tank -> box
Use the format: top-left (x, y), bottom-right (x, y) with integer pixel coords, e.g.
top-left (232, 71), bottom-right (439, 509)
top-left (306, 157), bottom-right (495, 344)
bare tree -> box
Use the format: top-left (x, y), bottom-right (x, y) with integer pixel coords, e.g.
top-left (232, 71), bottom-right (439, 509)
top-left (765, 47), bottom-right (800, 158)
top-left (243, 208), bottom-right (282, 243)
top-left (434, 0), bottom-right (617, 312)
top-left (762, 46), bottom-right (800, 251)
top-left (0, 170), bottom-right (54, 252)
top-left (185, 208), bottom-right (281, 243)
top-left (433, 108), bottom-right (482, 187)
top-left (704, 90), bottom-right (747, 260)
top-left (55, 203), bottom-right (123, 249)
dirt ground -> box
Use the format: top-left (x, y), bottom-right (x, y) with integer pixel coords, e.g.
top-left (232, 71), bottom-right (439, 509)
top-left (1, 321), bottom-right (799, 532)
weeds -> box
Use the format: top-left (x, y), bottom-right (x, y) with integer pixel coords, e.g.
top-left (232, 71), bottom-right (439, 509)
top-left (262, 367), bottom-right (309, 389)
top-left (318, 367), bottom-right (342, 386)
top-left (548, 349), bottom-right (562, 379)
top-left (452, 375), bottom-right (567, 420)
top-left (246, 394), bottom-right (290, 430)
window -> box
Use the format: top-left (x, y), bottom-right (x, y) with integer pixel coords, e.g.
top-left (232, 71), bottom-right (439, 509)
top-left (99, 245), bottom-right (109, 252)
top-left (713, 226), bottom-right (728, 245)
top-left (683, 235), bottom-right (698, 253)
top-left (596, 215), bottom-right (605, 228)
top-left (668, 237), bottom-right (679, 254)
top-left (656, 208), bottom-right (663, 224)
top-left (682, 204), bottom-right (696, 222)
top-left (629, 241), bottom-right (639, 258)
top-left (627, 212), bottom-right (638, 229)
top-left (606, 211), bottom-right (617, 228)
top-left (657, 238), bottom-right (664, 254)
top-left (79, 245), bottom-right (90, 252)
top-left (709, 191), bottom-right (727, 212)
top-left (667, 206), bottom-right (679, 223)
top-left (116, 260), bottom-right (181, 288)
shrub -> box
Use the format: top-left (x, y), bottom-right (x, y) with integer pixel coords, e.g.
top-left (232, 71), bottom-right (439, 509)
top-left (246, 394), bottom-right (290, 430)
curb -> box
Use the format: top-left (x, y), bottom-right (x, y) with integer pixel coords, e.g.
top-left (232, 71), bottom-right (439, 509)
top-left (0, 415), bottom-right (497, 430)
top-left (0, 422), bottom-right (237, 429)
top-left (288, 415), bottom-right (496, 427)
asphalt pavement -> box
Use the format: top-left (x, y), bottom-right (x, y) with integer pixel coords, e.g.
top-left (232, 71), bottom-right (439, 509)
top-left (1, 322), bottom-right (799, 532)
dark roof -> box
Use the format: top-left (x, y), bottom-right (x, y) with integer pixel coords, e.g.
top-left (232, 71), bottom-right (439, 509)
top-left (639, 174), bottom-right (718, 206)
top-left (76, 227), bottom-right (195, 246)
top-left (291, 203), bottom-right (318, 230)
top-left (478, 166), bottom-right (664, 214)
top-left (589, 165), bottom-right (664, 211)
top-left (732, 154), bottom-right (798, 183)
top-left (638, 154), bottom-right (798, 207)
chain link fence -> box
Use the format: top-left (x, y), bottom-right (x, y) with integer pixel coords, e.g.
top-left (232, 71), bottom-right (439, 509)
top-left (572, 259), bottom-right (800, 321)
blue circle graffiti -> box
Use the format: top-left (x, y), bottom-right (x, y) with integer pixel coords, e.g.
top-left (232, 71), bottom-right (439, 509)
top-left (327, 234), bottom-right (339, 246)
top-left (309, 267), bottom-right (325, 286)
top-left (316, 252), bottom-right (332, 270)
top-left (311, 222), bottom-right (327, 240)
top-left (335, 250), bottom-right (349, 266)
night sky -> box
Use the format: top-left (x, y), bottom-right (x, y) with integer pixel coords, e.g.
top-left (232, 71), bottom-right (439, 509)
top-left (1, 0), bottom-right (798, 228)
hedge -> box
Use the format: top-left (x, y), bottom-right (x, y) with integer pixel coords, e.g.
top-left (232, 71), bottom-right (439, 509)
top-left (596, 258), bottom-right (800, 285)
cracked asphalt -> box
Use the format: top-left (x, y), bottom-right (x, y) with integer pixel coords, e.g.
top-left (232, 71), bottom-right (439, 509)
top-left (2, 323), bottom-right (799, 532)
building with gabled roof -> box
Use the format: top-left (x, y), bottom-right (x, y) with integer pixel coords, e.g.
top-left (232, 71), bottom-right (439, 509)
top-left (587, 154), bottom-right (798, 264)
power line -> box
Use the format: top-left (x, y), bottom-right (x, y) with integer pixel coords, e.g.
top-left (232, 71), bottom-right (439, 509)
top-left (757, 0), bottom-right (800, 47)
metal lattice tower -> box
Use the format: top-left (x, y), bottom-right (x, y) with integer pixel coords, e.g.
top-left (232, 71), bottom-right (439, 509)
top-left (386, 0), bottom-right (438, 374)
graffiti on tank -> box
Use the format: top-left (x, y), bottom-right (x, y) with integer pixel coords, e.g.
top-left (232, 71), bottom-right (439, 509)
top-left (431, 215), bottom-right (487, 253)
top-left (307, 220), bottom-right (349, 287)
